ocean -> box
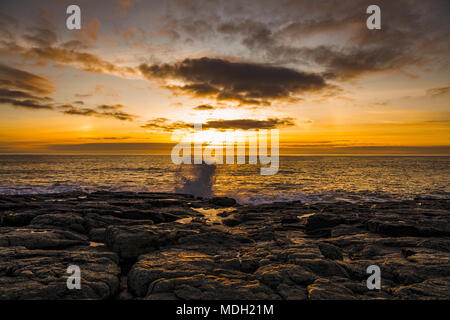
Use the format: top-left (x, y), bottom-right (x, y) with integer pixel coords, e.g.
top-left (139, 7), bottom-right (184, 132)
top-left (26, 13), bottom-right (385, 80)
top-left (0, 155), bottom-right (448, 204)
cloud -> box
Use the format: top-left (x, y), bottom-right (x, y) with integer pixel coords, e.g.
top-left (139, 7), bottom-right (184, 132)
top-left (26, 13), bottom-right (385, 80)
top-left (0, 88), bottom-right (51, 101)
top-left (0, 13), bottom-right (19, 41)
top-left (0, 63), bottom-right (54, 95)
top-left (0, 65), bottom-right (136, 119)
top-left (157, 29), bottom-right (180, 41)
top-left (116, 0), bottom-right (142, 16)
top-left (140, 117), bottom-right (192, 131)
top-left (0, 63), bottom-right (136, 119)
top-left (0, 64), bottom-right (55, 110)
top-left (0, 18), bottom-right (135, 78)
top-left (61, 40), bottom-right (89, 51)
top-left (43, 142), bottom-right (173, 154)
top-left (59, 104), bottom-right (137, 121)
top-left (426, 86), bottom-right (450, 97)
top-left (76, 19), bottom-right (100, 43)
top-left (298, 45), bottom-right (419, 80)
top-left (141, 117), bottom-right (295, 131)
top-left (139, 57), bottom-right (327, 105)
top-left (214, 1), bottom-right (449, 80)
top-left (0, 98), bottom-right (53, 110)
top-left (193, 104), bottom-right (215, 110)
top-left (23, 46), bottom-right (136, 76)
top-left (97, 104), bottom-right (124, 111)
top-left (23, 27), bottom-right (58, 47)
top-left (203, 118), bottom-right (296, 130)
top-left (218, 21), bottom-right (416, 80)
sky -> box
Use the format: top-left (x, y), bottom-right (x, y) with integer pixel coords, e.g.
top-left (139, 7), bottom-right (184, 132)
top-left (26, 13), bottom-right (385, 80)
top-left (0, 0), bottom-right (449, 154)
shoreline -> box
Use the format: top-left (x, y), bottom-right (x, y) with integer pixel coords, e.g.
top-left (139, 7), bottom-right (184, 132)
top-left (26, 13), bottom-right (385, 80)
top-left (0, 191), bottom-right (449, 300)
top-left (0, 189), bottom-right (447, 206)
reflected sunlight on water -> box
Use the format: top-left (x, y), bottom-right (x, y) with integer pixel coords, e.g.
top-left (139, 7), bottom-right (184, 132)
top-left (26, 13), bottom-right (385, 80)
top-left (0, 155), bottom-right (448, 204)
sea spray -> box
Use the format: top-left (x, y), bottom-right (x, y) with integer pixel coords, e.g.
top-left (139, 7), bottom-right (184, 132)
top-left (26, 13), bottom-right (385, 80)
top-left (174, 162), bottom-right (216, 198)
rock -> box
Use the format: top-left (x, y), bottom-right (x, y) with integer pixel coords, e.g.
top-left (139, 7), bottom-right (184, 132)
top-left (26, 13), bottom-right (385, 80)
top-left (365, 220), bottom-right (421, 237)
top-left (240, 258), bottom-right (260, 273)
top-left (304, 214), bottom-right (345, 236)
top-left (128, 249), bottom-right (278, 299)
top-left (88, 228), bottom-right (106, 242)
top-left (176, 229), bottom-right (252, 248)
top-left (105, 224), bottom-right (168, 259)
top-left (102, 209), bottom-right (180, 223)
top-left (0, 246), bottom-right (120, 299)
top-left (85, 212), bottom-right (155, 229)
top-left (31, 213), bottom-right (86, 233)
top-left (150, 274), bottom-right (278, 300)
top-left (222, 214), bottom-right (241, 227)
top-left (392, 277), bottom-right (450, 299)
top-left (318, 243), bottom-right (343, 260)
top-left (0, 192), bottom-right (449, 300)
top-left (401, 249), bottom-right (416, 258)
top-left (210, 197), bottom-right (236, 207)
top-left (0, 227), bottom-right (88, 249)
top-left (128, 249), bottom-right (217, 297)
top-left (277, 283), bottom-right (307, 300)
top-left (417, 239), bottom-right (450, 252)
top-left (294, 259), bottom-right (349, 278)
top-left (307, 278), bottom-right (356, 300)
top-left (0, 212), bottom-right (36, 227)
top-left (254, 264), bottom-right (315, 289)
top-left (331, 224), bottom-right (363, 237)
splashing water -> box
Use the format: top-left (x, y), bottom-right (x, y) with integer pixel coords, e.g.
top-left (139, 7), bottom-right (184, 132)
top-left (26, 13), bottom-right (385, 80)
top-left (174, 162), bottom-right (216, 198)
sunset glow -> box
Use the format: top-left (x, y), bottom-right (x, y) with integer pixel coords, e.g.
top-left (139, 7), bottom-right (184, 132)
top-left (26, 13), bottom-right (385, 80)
top-left (0, 0), bottom-right (448, 155)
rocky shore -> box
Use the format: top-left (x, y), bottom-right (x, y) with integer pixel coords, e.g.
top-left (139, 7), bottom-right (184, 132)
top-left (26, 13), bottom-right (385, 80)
top-left (0, 191), bottom-right (449, 300)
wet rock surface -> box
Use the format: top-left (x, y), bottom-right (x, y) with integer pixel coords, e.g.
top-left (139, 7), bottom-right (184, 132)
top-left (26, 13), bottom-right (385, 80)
top-left (0, 192), bottom-right (448, 300)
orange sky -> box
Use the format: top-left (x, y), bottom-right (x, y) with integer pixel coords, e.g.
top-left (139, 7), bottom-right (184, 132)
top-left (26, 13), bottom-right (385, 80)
top-left (0, 0), bottom-right (449, 154)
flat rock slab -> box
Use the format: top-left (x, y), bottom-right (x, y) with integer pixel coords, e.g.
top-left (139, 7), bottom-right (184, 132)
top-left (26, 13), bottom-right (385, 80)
top-left (128, 249), bottom-right (278, 299)
top-left (0, 227), bottom-right (88, 249)
top-left (0, 246), bottom-right (120, 300)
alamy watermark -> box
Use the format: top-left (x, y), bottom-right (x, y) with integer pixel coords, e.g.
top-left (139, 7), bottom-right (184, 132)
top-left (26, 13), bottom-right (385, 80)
top-left (66, 4), bottom-right (381, 31)
top-left (171, 124), bottom-right (279, 175)
top-left (67, 265), bottom-right (81, 290)
top-left (366, 265), bottom-right (381, 290)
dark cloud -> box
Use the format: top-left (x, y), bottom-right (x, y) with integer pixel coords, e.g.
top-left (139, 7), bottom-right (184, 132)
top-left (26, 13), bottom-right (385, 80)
top-left (59, 104), bottom-right (137, 121)
top-left (298, 45), bottom-right (422, 80)
top-left (140, 57), bottom-right (327, 105)
top-left (0, 64), bottom-right (136, 119)
top-left (0, 13), bottom-right (19, 41)
top-left (61, 40), bottom-right (89, 51)
top-left (0, 88), bottom-right (51, 101)
top-left (193, 104), bottom-right (215, 110)
top-left (203, 117), bottom-right (295, 130)
top-left (0, 63), bottom-right (54, 95)
top-left (218, 20), bottom-right (412, 79)
top-left (426, 86), bottom-right (450, 98)
top-left (23, 27), bottom-right (58, 47)
top-left (140, 117), bottom-right (193, 131)
top-left (141, 117), bottom-right (295, 131)
top-left (0, 98), bottom-right (53, 110)
top-left (23, 46), bottom-right (136, 76)
top-left (97, 104), bottom-right (124, 111)
top-left (214, 1), bottom-right (450, 79)
top-left (0, 64), bottom-right (55, 110)
top-left (0, 24), bottom-right (135, 77)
